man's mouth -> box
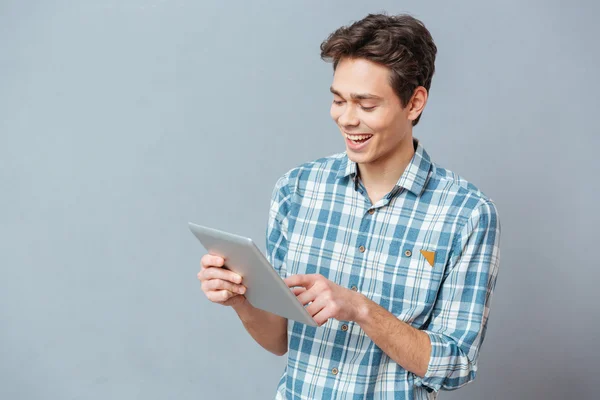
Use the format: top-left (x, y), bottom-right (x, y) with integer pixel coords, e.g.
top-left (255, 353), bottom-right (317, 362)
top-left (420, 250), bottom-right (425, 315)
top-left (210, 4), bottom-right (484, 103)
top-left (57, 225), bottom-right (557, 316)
top-left (345, 133), bottom-right (374, 144)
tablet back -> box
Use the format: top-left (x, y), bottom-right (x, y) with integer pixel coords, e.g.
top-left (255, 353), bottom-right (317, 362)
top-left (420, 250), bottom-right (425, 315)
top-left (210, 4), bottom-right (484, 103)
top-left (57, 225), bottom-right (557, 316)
top-left (189, 222), bottom-right (317, 327)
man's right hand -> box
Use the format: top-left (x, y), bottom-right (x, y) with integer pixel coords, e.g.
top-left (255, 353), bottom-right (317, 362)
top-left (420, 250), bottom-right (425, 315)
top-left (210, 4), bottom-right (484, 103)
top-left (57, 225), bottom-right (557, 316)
top-left (198, 254), bottom-right (247, 308)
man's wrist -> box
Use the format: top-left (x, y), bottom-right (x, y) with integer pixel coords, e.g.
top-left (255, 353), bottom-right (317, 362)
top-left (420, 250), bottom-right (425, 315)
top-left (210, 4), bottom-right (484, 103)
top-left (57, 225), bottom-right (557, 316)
top-left (232, 297), bottom-right (253, 317)
top-left (352, 292), bottom-right (373, 325)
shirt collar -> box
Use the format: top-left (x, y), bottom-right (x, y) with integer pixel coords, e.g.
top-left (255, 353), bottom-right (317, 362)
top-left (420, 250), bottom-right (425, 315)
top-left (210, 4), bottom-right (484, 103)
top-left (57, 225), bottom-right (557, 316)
top-left (336, 137), bottom-right (432, 197)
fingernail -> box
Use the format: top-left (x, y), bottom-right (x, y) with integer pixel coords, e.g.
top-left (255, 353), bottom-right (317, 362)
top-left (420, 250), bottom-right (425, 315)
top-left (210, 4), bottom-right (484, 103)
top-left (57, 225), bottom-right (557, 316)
top-left (239, 287), bottom-right (246, 294)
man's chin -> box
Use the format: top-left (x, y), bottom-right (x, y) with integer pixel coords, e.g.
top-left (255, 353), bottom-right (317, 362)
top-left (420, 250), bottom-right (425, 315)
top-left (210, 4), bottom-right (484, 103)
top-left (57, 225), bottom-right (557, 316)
top-left (346, 151), bottom-right (369, 164)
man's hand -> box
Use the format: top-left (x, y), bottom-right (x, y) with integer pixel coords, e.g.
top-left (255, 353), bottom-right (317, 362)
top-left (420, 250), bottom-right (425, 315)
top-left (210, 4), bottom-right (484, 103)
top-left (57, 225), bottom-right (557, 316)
top-left (284, 274), bottom-right (366, 326)
top-left (198, 254), bottom-right (247, 308)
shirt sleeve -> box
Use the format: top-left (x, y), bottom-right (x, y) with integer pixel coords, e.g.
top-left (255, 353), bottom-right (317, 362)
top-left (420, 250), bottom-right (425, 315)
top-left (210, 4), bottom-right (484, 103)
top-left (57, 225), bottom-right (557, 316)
top-left (414, 200), bottom-right (501, 392)
top-left (266, 174), bottom-right (292, 279)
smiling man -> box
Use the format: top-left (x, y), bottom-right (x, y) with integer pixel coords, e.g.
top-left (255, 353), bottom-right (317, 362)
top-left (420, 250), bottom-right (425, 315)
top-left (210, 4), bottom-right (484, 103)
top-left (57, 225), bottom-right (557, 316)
top-left (198, 13), bottom-right (501, 400)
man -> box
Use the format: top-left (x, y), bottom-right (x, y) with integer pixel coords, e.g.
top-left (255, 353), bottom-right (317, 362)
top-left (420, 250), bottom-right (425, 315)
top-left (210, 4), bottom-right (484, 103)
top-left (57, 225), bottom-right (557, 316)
top-left (198, 13), bottom-right (501, 399)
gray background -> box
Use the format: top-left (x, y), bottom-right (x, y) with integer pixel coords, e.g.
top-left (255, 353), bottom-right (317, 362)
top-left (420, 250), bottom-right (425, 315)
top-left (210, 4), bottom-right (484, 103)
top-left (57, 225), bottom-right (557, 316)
top-left (1, 0), bottom-right (598, 399)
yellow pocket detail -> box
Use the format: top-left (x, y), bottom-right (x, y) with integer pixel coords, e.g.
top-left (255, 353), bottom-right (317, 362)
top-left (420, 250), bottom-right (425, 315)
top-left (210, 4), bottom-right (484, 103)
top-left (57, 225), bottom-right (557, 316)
top-left (419, 250), bottom-right (435, 267)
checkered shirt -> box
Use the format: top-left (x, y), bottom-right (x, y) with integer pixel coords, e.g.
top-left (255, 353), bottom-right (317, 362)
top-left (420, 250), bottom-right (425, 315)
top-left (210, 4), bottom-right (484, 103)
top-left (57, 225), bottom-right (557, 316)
top-left (266, 138), bottom-right (501, 399)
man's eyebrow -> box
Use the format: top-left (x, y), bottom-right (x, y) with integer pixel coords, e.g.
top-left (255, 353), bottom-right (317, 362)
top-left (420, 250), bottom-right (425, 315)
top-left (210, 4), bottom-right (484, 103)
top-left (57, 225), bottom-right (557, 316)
top-left (329, 86), bottom-right (382, 100)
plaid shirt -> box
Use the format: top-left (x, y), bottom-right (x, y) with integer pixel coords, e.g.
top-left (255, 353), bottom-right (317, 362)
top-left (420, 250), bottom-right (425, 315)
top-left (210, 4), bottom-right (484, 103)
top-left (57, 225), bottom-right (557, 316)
top-left (266, 138), bottom-right (501, 399)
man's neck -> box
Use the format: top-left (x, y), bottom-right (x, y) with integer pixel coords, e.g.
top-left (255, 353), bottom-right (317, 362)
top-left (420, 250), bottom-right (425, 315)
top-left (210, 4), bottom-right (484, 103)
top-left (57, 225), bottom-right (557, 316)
top-left (356, 135), bottom-right (416, 203)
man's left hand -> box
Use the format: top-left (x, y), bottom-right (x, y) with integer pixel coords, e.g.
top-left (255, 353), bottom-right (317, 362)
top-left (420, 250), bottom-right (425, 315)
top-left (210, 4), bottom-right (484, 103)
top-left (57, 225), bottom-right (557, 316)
top-left (284, 274), bottom-right (366, 326)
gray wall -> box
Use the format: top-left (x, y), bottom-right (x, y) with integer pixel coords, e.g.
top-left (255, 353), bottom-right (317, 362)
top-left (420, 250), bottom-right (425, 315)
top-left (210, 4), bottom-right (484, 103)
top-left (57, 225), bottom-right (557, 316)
top-left (1, 1), bottom-right (598, 399)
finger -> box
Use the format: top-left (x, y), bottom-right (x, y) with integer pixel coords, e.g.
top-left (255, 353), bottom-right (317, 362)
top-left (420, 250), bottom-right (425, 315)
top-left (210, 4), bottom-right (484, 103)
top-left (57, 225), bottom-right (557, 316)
top-left (202, 267), bottom-right (242, 284)
top-left (201, 254), bottom-right (225, 269)
top-left (312, 306), bottom-right (334, 327)
top-left (284, 274), bottom-right (315, 289)
top-left (296, 287), bottom-right (318, 306)
top-left (206, 279), bottom-right (246, 295)
top-left (207, 289), bottom-right (236, 303)
top-left (305, 297), bottom-right (326, 318)
top-left (291, 287), bottom-right (307, 296)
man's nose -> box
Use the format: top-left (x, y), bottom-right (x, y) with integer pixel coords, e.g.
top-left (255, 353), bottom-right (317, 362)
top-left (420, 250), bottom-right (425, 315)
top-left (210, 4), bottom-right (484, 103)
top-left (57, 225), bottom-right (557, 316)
top-left (338, 105), bottom-right (359, 127)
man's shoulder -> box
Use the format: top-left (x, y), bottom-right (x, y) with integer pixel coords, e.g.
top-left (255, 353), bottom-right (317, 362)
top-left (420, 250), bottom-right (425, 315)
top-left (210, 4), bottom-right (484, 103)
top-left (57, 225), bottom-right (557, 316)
top-left (428, 161), bottom-right (497, 212)
top-left (274, 152), bottom-right (347, 191)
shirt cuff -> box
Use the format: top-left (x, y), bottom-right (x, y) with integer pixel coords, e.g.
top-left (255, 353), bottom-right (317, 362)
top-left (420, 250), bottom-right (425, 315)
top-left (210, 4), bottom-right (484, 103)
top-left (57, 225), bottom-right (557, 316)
top-left (413, 331), bottom-right (475, 392)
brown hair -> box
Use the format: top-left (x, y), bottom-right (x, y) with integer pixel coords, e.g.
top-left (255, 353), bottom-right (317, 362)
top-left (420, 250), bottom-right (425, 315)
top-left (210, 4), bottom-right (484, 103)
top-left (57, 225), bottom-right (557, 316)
top-left (320, 13), bottom-right (437, 126)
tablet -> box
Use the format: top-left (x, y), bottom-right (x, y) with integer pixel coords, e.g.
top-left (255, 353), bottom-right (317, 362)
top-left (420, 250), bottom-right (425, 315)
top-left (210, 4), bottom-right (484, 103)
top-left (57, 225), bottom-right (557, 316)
top-left (188, 222), bottom-right (318, 327)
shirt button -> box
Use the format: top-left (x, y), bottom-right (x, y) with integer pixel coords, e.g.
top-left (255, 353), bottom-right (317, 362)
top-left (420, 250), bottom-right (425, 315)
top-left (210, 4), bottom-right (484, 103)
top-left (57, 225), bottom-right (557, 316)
top-left (331, 367), bottom-right (339, 375)
top-left (359, 245), bottom-right (366, 253)
top-left (351, 286), bottom-right (358, 292)
top-left (404, 249), bottom-right (412, 257)
top-left (368, 209), bottom-right (375, 215)
top-left (341, 324), bottom-right (349, 331)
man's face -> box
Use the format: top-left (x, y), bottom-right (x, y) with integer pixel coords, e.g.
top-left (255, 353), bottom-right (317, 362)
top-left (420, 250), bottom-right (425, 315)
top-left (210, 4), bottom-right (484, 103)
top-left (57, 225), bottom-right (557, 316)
top-left (330, 58), bottom-right (413, 165)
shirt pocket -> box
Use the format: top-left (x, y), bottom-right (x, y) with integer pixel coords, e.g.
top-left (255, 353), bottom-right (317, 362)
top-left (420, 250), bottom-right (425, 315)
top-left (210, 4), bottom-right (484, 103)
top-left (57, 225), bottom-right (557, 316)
top-left (401, 245), bottom-right (444, 304)
top-left (373, 239), bottom-right (447, 321)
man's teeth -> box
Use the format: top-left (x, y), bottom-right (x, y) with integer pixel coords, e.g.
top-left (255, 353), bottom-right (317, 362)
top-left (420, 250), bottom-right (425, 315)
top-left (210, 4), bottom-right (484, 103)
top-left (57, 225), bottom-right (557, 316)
top-left (345, 134), bottom-right (373, 141)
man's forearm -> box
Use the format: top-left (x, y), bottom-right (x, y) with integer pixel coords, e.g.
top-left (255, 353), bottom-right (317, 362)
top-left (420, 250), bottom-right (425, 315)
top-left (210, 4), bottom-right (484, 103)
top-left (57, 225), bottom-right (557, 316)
top-left (355, 295), bottom-right (431, 377)
top-left (233, 298), bottom-right (288, 356)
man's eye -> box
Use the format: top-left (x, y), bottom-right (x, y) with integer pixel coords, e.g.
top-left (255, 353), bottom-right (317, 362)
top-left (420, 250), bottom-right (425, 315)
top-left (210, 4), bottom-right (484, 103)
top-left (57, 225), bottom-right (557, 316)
top-left (361, 106), bottom-right (376, 111)
top-left (333, 100), bottom-right (345, 105)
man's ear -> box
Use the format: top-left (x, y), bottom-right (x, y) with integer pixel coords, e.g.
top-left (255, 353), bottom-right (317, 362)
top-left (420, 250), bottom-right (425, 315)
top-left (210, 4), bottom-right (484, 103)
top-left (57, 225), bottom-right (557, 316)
top-left (407, 86), bottom-right (428, 123)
